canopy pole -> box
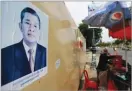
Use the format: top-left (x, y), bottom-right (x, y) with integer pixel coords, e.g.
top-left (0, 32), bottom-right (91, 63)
top-left (90, 28), bottom-right (97, 70)
top-left (122, 11), bottom-right (128, 72)
top-left (130, 1), bottom-right (132, 91)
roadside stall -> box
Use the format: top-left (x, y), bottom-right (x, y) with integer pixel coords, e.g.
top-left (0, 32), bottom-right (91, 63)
top-left (83, 1), bottom-right (131, 90)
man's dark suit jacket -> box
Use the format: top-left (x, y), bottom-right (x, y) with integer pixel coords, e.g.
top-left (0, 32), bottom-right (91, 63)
top-left (1, 41), bottom-right (46, 86)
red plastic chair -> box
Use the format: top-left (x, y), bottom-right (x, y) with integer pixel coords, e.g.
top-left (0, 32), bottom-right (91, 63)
top-left (108, 79), bottom-right (117, 91)
top-left (83, 70), bottom-right (98, 90)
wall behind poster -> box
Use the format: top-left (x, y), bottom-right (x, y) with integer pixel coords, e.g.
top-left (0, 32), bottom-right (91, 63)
top-left (22, 2), bottom-right (81, 91)
top-left (1, 2), bottom-right (86, 91)
top-left (1, 2), bottom-right (48, 90)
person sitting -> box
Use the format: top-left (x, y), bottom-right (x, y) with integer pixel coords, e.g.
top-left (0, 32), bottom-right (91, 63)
top-left (113, 47), bottom-right (118, 55)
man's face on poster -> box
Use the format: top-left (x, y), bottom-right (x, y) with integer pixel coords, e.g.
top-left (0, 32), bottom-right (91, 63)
top-left (19, 12), bottom-right (40, 44)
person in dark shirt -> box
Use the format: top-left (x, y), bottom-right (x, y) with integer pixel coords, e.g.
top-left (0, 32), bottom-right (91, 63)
top-left (96, 48), bottom-right (115, 89)
top-left (97, 48), bottom-right (112, 71)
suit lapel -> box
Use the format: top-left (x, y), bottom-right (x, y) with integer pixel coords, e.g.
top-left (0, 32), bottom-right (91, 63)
top-left (15, 41), bottom-right (31, 74)
top-left (34, 44), bottom-right (41, 71)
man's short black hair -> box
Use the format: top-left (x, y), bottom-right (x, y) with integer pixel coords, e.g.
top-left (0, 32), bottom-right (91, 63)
top-left (21, 7), bottom-right (41, 29)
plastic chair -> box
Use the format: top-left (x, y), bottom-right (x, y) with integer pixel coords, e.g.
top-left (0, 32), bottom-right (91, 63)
top-left (108, 79), bottom-right (117, 91)
top-left (83, 70), bottom-right (98, 90)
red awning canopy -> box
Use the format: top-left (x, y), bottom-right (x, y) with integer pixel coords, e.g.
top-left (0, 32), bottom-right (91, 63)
top-left (109, 25), bottom-right (132, 40)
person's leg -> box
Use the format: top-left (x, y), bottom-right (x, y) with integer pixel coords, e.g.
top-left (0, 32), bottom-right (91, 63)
top-left (98, 70), bottom-right (108, 90)
top-left (97, 70), bottom-right (100, 87)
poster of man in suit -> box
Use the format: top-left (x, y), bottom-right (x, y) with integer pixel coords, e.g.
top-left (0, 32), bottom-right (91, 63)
top-left (1, 2), bottom-right (48, 90)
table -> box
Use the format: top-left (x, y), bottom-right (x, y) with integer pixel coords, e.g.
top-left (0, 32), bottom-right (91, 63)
top-left (112, 72), bottom-right (131, 90)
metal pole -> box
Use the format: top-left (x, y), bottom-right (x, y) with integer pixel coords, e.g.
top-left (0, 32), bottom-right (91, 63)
top-left (93, 28), bottom-right (95, 45)
top-left (122, 9), bottom-right (128, 72)
top-left (130, 1), bottom-right (132, 91)
top-left (90, 28), bottom-right (97, 70)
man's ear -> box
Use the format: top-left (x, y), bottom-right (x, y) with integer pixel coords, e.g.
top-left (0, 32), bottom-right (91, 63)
top-left (19, 22), bottom-right (22, 32)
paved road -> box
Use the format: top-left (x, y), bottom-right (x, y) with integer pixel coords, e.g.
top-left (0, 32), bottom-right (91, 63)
top-left (98, 47), bottom-right (132, 65)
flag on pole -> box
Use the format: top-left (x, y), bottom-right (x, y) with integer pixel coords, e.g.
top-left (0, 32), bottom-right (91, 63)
top-left (88, 6), bottom-right (95, 16)
top-left (88, 6), bottom-right (94, 12)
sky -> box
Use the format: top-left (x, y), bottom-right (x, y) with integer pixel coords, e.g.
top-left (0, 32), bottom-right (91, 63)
top-left (65, 1), bottom-right (131, 42)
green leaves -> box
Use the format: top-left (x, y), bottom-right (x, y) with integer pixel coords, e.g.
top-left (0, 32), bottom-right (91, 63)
top-left (78, 23), bottom-right (102, 48)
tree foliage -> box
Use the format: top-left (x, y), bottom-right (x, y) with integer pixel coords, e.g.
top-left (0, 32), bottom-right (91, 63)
top-left (78, 23), bottom-right (102, 48)
top-left (97, 39), bottom-right (132, 47)
top-left (112, 39), bottom-right (124, 45)
top-left (112, 39), bottom-right (131, 45)
top-left (97, 42), bottom-right (111, 47)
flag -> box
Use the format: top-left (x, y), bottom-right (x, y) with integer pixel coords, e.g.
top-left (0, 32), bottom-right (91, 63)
top-left (88, 6), bottom-right (95, 16)
top-left (88, 6), bottom-right (94, 12)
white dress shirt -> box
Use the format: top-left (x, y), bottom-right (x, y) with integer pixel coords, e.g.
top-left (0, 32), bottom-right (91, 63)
top-left (23, 41), bottom-right (37, 72)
